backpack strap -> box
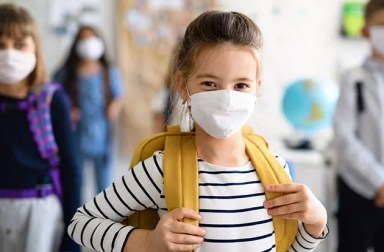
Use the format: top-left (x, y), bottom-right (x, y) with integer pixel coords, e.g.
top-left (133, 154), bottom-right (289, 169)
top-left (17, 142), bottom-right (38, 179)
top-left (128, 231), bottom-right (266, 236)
top-left (0, 83), bottom-right (63, 199)
top-left (242, 126), bottom-right (298, 252)
top-left (27, 83), bottom-right (63, 199)
top-left (164, 125), bottom-right (199, 227)
top-left (126, 126), bottom-right (199, 234)
top-left (355, 81), bottom-right (365, 114)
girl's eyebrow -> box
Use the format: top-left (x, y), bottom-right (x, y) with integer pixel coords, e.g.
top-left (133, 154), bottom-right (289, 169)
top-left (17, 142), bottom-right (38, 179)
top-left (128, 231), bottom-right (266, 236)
top-left (235, 77), bottom-right (254, 82)
top-left (195, 73), bottom-right (218, 79)
top-left (195, 74), bottom-right (253, 82)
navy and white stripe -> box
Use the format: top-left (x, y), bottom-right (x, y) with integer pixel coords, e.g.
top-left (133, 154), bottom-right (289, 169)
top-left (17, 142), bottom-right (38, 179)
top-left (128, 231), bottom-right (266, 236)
top-left (68, 151), bottom-right (327, 252)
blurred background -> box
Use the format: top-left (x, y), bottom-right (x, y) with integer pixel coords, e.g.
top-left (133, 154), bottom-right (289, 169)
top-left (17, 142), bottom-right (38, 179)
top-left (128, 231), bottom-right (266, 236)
top-left (1, 0), bottom-right (371, 251)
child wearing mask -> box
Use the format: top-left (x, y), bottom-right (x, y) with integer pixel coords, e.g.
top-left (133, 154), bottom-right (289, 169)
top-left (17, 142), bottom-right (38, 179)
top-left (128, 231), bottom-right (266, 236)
top-left (334, 0), bottom-right (384, 251)
top-left (68, 11), bottom-right (328, 252)
top-left (0, 3), bottom-right (81, 252)
top-left (54, 25), bottom-right (124, 195)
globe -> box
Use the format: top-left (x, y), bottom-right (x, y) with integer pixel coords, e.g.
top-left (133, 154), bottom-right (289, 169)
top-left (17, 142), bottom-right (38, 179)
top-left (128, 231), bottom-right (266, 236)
top-left (282, 79), bottom-right (338, 133)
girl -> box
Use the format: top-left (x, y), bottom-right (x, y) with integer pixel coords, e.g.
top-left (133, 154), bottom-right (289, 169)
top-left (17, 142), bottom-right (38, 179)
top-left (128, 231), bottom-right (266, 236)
top-left (54, 25), bottom-right (124, 194)
top-left (0, 3), bottom-right (81, 252)
top-left (68, 11), bottom-right (328, 252)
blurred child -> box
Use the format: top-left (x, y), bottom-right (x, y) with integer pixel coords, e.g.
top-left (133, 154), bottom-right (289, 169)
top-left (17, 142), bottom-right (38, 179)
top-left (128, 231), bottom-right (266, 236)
top-left (54, 25), bottom-right (124, 194)
top-left (0, 3), bottom-right (81, 252)
top-left (152, 40), bottom-right (182, 133)
top-left (68, 11), bottom-right (328, 252)
top-left (334, 0), bottom-right (384, 251)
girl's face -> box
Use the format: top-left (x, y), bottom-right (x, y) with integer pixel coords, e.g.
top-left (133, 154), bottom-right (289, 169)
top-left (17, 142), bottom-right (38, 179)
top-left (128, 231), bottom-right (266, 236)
top-left (78, 28), bottom-right (98, 40)
top-left (0, 35), bottom-right (35, 53)
top-left (0, 35), bottom-right (37, 86)
top-left (179, 43), bottom-right (261, 101)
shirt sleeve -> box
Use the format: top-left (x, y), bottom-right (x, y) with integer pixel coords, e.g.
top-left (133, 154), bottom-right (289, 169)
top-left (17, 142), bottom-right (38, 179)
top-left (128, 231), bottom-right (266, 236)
top-left (68, 151), bottom-right (164, 252)
top-left (109, 66), bottom-right (124, 98)
top-left (52, 67), bottom-right (67, 86)
top-left (289, 223), bottom-right (329, 252)
top-left (272, 152), bottom-right (293, 179)
top-left (50, 90), bottom-right (82, 251)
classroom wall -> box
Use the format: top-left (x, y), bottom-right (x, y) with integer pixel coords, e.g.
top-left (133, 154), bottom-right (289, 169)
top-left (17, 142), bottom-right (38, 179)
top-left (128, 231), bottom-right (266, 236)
top-left (1, 0), bottom-right (371, 151)
top-left (218, 0), bottom-right (370, 143)
top-left (0, 0), bottom-right (117, 77)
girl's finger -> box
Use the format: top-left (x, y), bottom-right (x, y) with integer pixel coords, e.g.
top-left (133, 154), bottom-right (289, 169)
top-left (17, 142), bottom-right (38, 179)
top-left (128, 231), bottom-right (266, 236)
top-left (169, 207), bottom-right (201, 222)
top-left (264, 183), bottom-right (305, 193)
top-left (170, 233), bottom-right (205, 245)
top-left (169, 242), bottom-right (202, 252)
top-left (263, 192), bottom-right (300, 209)
top-left (266, 202), bottom-right (305, 216)
top-left (170, 221), bottom-right (206, 237)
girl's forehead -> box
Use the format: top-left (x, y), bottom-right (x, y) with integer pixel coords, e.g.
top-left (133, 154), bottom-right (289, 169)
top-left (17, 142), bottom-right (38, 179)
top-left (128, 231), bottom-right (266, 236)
top-left (369, 9), bottom-right (384, 26)
top-left (191, 44), bottom-right (258, 73)
top-left (79, 28), bottom-right (97, 38)
top-left (0, 23), bottom-right (32, 41)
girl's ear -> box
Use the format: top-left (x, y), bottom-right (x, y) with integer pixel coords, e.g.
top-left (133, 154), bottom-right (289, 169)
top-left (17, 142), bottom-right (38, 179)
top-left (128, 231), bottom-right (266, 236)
top-left (256, 79), bottom-right (262, 97)
top-left (362, 26), bottom-right (370, 38)
top-left (176, 71), bottom-right (189, 101)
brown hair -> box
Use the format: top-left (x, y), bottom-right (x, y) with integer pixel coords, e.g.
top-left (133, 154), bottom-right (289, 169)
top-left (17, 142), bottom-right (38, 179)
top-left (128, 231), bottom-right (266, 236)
top-left (365, 0), bottom-right (384, 22)
top-left (167, 10), bottom-right (263, 125)
top-left (0, 3), bottom-right (46, 88)
top-left (172, 10), bottom-right (263, 85)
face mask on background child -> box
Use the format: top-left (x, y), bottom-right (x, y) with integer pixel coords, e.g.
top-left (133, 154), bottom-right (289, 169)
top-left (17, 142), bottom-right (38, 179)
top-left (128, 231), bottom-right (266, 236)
top-left (0, 49), bottom-right (36, 85)
top-left (76, 36), bottom-right (105, 60)
top-left (370, 26), bottom-right (384, 56)
top-left (189, 90), bottom-right (256, 139)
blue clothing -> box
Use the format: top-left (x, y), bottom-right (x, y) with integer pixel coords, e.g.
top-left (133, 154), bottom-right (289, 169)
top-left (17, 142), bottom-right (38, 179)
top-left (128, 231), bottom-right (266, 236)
top-left (54, 65), bottom-right (123, 193)
top-left (0, 90), bottom-right (82, 252)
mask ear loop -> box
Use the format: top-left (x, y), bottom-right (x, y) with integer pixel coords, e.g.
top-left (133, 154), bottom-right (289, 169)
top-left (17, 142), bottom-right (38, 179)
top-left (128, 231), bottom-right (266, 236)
top-left (180, 84), bottom-right (194, 132)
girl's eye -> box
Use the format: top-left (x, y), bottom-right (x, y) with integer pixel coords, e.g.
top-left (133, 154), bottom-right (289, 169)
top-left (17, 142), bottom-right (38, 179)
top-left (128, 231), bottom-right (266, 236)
top-left (201, 81), bottom-right (216, 88)
top-left (14, 40), bottom-right (26, 50)
top-left (235, 83), bottom-right (250, 90)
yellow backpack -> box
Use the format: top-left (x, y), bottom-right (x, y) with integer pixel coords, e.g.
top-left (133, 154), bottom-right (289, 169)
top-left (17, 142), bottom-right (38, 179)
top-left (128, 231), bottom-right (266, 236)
top-left (125, 125), bottom-right (298, 252)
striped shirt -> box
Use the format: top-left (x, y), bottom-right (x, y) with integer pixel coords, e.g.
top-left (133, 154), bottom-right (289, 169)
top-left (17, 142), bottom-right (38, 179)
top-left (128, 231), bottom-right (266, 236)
top-left (68, 151), bottom-right (327, 252)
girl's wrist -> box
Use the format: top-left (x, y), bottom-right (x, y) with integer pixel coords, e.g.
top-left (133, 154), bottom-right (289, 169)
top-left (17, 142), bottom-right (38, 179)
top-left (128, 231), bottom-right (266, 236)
top-left (145, 230), bottom-right (155, 252)
top-left (303, 219), bottom-right (327, 238)
top-left (124, 229), bottom-right (154, 252)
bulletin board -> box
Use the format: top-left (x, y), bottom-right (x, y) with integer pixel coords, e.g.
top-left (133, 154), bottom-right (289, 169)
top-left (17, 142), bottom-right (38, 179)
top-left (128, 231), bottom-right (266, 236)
top-left (117, 0), bottom-right (216, 155)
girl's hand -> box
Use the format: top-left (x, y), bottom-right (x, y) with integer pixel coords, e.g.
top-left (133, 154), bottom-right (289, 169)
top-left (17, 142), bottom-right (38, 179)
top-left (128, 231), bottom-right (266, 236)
top-left (375, 185), bottom-right (384, 208)
top-left (107, 99), bottom-right (123, 122)
top-left (263, 183), bottom-right (327, 238)
top-left (70, 107), bottom-right (81, 123)
top-left (148, 207), bottom-right (206, 252)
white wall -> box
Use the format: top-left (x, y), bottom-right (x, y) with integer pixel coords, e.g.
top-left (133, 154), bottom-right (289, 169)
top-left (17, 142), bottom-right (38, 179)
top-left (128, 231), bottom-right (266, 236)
top-left (2, 0), bottom-right (371, 143)
top-left (1, 0), bottom-right (117, 78)
top-left (219, 0), bottom-right (370, 143)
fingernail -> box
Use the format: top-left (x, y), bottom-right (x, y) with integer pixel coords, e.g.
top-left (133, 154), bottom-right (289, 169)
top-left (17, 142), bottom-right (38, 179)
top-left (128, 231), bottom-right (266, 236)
top-left (201, 229), bottom-right (206, 235)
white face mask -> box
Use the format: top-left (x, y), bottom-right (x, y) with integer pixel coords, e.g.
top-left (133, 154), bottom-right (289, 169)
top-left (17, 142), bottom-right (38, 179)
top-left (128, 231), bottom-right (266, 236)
top-left (0, 49), bottom-right (36, 85)
top-left (189, 90), bottom-right (256, 139)
top-left (370, 26), bottom-right (384, 56)
top-left (76, 36), bottom-right (105, 60)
